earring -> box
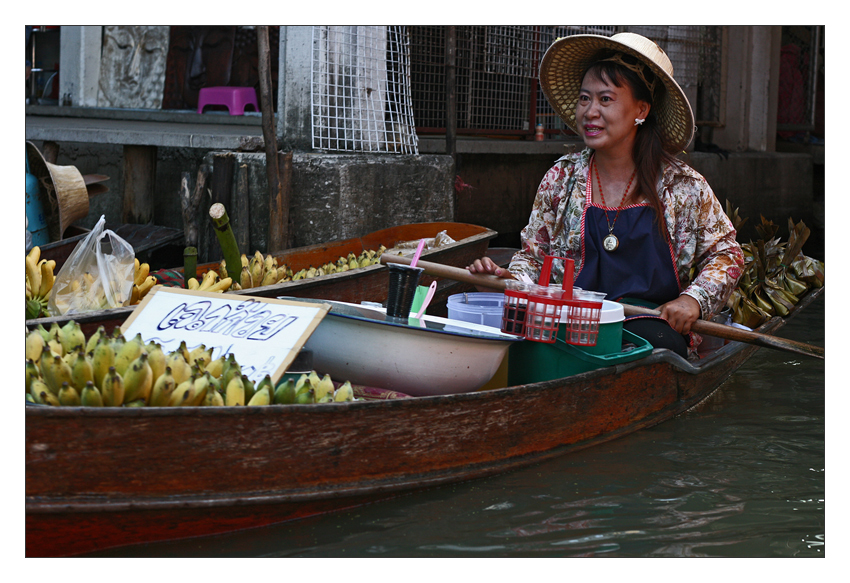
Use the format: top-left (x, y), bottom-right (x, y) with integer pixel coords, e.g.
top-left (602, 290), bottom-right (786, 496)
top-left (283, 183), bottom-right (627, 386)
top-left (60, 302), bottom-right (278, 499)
top-left (634, 118), bottom-right (645, 126)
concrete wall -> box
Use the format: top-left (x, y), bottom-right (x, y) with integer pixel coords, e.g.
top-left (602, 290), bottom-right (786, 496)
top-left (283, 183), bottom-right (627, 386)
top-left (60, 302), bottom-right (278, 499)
top-left (40, 142), bottom-right (454, 261)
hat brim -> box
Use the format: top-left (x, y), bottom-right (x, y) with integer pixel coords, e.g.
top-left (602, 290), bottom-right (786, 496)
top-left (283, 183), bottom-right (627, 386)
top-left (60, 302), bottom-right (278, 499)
top-left (539, 34), bottom-right (695, 154)
top-left (26, 141), bottom-right (89, 240)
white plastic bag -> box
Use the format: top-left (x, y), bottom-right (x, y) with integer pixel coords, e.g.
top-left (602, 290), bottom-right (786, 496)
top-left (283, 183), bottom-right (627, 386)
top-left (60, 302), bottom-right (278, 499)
top-left (48, 216), bottom-right (136, 315)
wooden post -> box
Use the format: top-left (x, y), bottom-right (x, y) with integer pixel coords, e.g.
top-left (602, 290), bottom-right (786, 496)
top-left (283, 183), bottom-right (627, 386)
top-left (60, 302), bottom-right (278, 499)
top-left (122, 145), bottom-right (157, 224)
top-left (179, 165), bottom-right (210, 251)
top-left (277, 151), bottom-right (293, 251)
top-left (257, 25), bottom-right (289, 253)
top-left (445, 26), bottom-right (458, 221)
top-left (233, 163), bottom-right (250, 254)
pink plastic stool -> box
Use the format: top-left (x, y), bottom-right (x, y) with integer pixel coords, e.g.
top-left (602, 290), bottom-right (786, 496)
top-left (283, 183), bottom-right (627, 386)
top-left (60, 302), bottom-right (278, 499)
top-left (197, 86), bottom-right (259, 115)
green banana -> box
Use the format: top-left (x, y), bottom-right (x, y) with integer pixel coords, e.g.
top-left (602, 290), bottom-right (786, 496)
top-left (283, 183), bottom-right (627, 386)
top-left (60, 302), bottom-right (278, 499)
top-left (221, 355), bottom-right (241, 389)
top-left (241, 374), bottom-right (255, 403)
top-left (39, 346), bottom-right (59, 395)
top-left (80, 381), bottom-right (103, 407)
top-left (58, 382), bottom-right (81, 406)
top-left (256, 374), bottom-right (273, 395)
top-left (122, 353), bottom-right (153, 404)
top-left (50, 354), bottom-right (74, 396)
top-left (124, 399), bottom-right (147, 407)
top-left (203, 384), bottom-right (225, 406)
top-left (85, 325), bottom-right (107, 354)
top-left (58, 320), bottom-right (86, 354)
top-left (25, 359), bottom-right (40, 394)
top-left (70, 349), bottom-right (94, 390)
top-left (273, 379), bottom-right (296, 404)
top-left (91, 336), bottom-right (116, 390)
top-left (295, 386), bottom-right (315, 404)
top-left (115, 333), bottom-right (145, 376)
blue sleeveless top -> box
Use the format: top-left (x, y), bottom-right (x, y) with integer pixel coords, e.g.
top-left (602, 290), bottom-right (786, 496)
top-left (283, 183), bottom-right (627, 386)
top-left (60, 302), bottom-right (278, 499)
top-left (574, 171), bottom-right (681, 306)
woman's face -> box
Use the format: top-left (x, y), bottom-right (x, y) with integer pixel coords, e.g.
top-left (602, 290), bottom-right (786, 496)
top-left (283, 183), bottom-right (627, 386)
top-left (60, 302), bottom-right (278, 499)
top-left (575, 69), bottom-right (650, 157)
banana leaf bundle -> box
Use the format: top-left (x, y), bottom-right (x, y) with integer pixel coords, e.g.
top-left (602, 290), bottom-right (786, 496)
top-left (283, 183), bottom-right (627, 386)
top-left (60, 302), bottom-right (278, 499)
top-left (726, 287), bottom-right (772, 329)
top-left (786, 218), bottom-right (825, 289)
top-left (725, 199), bottom-right (749, 232)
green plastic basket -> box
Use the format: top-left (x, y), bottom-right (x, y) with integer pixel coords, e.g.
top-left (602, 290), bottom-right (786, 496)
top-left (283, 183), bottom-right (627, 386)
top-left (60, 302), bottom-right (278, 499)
top-left (508, 330), bottom-right (652, 385)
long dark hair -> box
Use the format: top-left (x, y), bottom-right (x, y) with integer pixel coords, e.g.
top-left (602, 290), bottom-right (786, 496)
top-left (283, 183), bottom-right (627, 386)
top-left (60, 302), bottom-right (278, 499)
top-left (582, 53), bottom-right (681, 232)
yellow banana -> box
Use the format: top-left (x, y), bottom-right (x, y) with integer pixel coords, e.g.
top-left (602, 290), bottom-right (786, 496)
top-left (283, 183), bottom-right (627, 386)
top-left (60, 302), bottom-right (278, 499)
top-left (250, 256), bottom-right (264, 287)
top-left (70, 349), bottom-right (94, 390)
top-left (225, 375), bottom-right (246, 406)
top-left (58, 383), bottom-right (81, 406)
top-left (314, 374), bottom-right (335, 402)
top-left (204, 385), bottom-right (225, 406)
top-left (26, 329), bottom-right (45, 362)
top-left (27, 245), bottom-right (41, 264)
top-left (58, 320), bottom-right (86, 355)
top-left (51, 354), bottom-right (74, 396)
top-left (38, 259), bottom-right (55, 299)
top-left (145, 342), bottom-right (166, 382)
top-left (165, 350), bottom-right (191, 385)
top-left (206, 277), bottom-right (232, 293)
top-left (169, 375), bottom-right (198, 406)
top-left (124, 399), bottom-right (147, 407)
top-left (188, 277), bottom-right (200, 290)
top-left (114, 333), bottom-right (145, 376)
top-left (25, 255), bottom-right (41, 298)
top-left (137, 275), bottom-right (157, 299)
top-left (240, 254), bottom-right (249, 268)
top-left (334, 380), bottom-right (354, 402)
top-left (150, 367), bottom-right (177, 407)
top-left (190, 372), bottom-right (212, 406)
top-left (198, 270), bottom-right (218, 291)
top-left (134, 261), bottom-right (150, 286)
top-left (30, 378), bottom-right (49, 403)
top-left (260, 267), bottom-right (278, 287)
top-left (47, 337), bottom-right (63, 357)
top-left (205, 355), bottom-right (226, 379)
top-left (263, 254), bottom-right (275, 273)
top-left (219, 259), bottom-right (228, 280)
top-left (80, 381), bottom-right (103, 407)
top-left (35, 385), bottom-right (61, 406)
top-left (129, 284), bottom-right (141, 306)
top-left (240, 265), bottom-right (253, 289)
top-left (122, 353), bottom-right (153, 404)
top-left (247, 386), bottom-right (271, 406)
top-left (187, 344), bottom-right (209, 367)
top-left (221, 355), bottom-right (242, 388)
top-left (100, 366), bottom-right (125, 406)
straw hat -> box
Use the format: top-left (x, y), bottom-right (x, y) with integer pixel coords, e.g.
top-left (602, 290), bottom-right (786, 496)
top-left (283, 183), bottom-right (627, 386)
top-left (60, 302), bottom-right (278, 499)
top-left (538, 32), bottom-right (695, 154)
top-left (26, 141), bottom-right (90, 240)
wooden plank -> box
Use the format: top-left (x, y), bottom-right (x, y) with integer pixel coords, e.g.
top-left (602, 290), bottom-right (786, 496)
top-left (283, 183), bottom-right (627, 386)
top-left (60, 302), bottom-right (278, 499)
top-left (122, 145), bottom-right (157, 224)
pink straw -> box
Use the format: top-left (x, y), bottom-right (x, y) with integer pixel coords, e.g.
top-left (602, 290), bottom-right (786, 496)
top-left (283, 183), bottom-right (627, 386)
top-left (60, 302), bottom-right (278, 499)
top-left (409, 238), bottom-right (427, 268)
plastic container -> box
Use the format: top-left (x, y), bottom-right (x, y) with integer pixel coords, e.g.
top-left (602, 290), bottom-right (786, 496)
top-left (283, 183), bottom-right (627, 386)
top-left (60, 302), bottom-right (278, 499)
top-left (386, 263), bottom-right (423, 318)
top-left (559, 298), bottom-right (623, 354)
top-left (508, 329), bottom-right (652, 385)
top-left (447, 292), bottom-right (505, 329)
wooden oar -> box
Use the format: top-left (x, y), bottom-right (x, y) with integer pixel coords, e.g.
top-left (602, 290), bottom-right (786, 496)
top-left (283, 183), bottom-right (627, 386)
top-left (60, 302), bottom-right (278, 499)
top-left (381, 254), bottom-right (825, 360)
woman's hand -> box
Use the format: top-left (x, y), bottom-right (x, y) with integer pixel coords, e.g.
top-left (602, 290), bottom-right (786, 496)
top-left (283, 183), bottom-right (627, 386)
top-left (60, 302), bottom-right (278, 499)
top-left (466, 257), bottom-right (514, 292)
top-left (658, 294), bottom-right (701, 334)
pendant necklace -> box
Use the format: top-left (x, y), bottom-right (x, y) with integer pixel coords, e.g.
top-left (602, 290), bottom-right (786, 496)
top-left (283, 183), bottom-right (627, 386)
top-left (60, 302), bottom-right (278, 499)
top-left (594, 159), bottom-right (637, 252)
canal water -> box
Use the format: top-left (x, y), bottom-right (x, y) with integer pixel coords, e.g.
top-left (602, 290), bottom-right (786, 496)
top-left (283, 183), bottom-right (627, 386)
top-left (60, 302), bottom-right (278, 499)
top-left (87, 294), bottom-right (826, 560)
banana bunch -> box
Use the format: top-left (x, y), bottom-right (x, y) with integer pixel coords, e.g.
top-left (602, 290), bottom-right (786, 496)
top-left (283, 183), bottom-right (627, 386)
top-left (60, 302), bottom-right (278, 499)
top-left (291, 246), bottom-right (386, 281)
top-left (129, 258), bottom-right (159, 305)
top-left (187, 269), bottom-right (232, 293)
top-left (222, 250), bottom-right (289, 291)
top-left (25, 246), bottom-right (56, 319)
top-left (271, 370), bottom-right (356, 404)
top-left (25, 323), bottom-right (359, 407)
top-left (25, 322), bottom-right (247, 407)
top-left (724, 207), bottom-right (825, 328)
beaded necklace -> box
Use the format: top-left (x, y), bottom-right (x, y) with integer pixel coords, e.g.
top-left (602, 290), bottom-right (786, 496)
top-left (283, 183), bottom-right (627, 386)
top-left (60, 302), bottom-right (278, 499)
top-left (593, 158), bottom-right (637, 252)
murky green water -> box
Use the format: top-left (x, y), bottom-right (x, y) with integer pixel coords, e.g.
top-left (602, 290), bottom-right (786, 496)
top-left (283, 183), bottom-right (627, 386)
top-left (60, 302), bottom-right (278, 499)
top-left (88, 294), bottom-right (825, 558)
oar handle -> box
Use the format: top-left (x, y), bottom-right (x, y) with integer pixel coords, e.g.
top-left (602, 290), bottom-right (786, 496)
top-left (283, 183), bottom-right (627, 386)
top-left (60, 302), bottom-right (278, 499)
top-left (382, 254), bottom-right (825, 361)
top-left (620, 303), bottom-right (824, 360)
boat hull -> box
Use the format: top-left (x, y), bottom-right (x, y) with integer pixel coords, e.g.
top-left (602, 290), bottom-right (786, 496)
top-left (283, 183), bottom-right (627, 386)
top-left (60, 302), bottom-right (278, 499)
top-left (25, 318), bottom-right (785, 557)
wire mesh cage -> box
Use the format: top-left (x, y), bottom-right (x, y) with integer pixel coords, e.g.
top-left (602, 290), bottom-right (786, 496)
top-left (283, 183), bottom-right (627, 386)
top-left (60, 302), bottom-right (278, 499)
top-left (311, 26), bottom-right (419, 154)
top-left (409, 25), bottom-right (725, 139)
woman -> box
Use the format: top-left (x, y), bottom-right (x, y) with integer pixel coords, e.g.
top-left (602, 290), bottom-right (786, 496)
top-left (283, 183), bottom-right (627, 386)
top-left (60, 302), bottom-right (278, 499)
top-left (468, 32), bottom-right (744, 357)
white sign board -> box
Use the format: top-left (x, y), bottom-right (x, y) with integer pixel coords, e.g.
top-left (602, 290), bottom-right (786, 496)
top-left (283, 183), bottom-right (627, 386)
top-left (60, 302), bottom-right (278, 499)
top-left (121, 286), bottom-right (330, 384)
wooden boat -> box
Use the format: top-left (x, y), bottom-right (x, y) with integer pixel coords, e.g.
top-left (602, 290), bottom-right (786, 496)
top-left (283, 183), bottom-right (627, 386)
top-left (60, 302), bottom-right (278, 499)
top-left (25, 222), bottom-right (497, 337)
top-left (38, 223), bottom-right (185, 272)
top-left (24, 287), bottom-right (823, 557)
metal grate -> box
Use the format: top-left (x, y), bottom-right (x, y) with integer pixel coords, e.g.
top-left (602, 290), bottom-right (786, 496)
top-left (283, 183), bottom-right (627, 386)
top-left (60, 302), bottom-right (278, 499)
top-left (410, 25), bottom-right (725, 138)
top-left (311, 26), bottom-right (419, 153)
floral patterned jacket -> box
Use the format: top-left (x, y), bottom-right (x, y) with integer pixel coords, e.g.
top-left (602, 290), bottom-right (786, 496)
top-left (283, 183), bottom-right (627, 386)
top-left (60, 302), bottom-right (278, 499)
top-left (508, 148), bottom-right (745, 319)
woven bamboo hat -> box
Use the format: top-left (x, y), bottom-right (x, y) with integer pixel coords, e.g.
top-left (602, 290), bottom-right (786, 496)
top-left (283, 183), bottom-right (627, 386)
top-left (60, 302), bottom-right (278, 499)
top-left (539, 32), bottom-right (695, 154)
top-left (26, 141), bottom-right (90, 240)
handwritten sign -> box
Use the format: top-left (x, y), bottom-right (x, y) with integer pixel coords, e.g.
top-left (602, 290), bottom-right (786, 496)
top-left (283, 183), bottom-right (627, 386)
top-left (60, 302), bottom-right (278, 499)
top-left (120, 286), bottom-right (330, 384)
